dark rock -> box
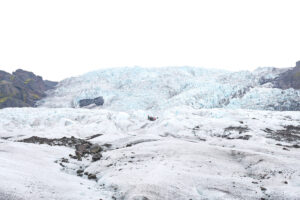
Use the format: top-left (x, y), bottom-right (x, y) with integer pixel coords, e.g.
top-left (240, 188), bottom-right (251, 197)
top-left (265, 125), bottom-right (300, 143)
top-left (103, 143), bottom-right (112, 148)
top-left (79, 96), bottom-right (104, 107)
top-left (219, 126), bottom-right (251, 140)
top-left (0, 136), bottom-right (12, 140)
top-left (0, 69), bottom-right (57, 109)
top-left (237, 135), bottom-right (252, 140)
top-left (224, 126), bottom-right (250, 134)
top-left (19, 136), bottom-right (92, 149)
top-left (94, 96), bottom-right (104, 106)
top-left (272, 61), bottom-right (300, 90)
top-left (86, 134), bottom-right (102, 140)
top-left (92, 153), bottom-right (102, 161)
top-left (44, 80), bottom-right (58, 90)
top-left (90, 144), bottom-right (102, 154)
top-left (260, 187), bottom-right (267, 191)
top-left (75, 143), bottom-right (91, 155)
top-left (75, 151), bottom-right (82, 160)
top-left (69, 154), bottom-right (77, 159)
top-left (88, 173), bottom-right (97, 180)
top-left (61, 158), bottom-right (69, 163)
top-left (79, 99), bottom-right (94, 107)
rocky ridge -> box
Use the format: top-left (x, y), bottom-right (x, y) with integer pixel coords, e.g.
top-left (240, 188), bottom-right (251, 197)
top-left (0, 69), bottom-right (57, 108)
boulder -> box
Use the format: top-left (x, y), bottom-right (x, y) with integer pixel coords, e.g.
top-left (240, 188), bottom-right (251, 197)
top-left (88, 173), bottom-right (97, 180)
top-left (79, 96), bottom-right (104, 107)
top-left (92, 153), bottom-right (102, 161)
top-left (75, 143), bottom-right (91, 156)
top-left (94, 96), bottom-right (104, 106)
top-left (79, 99), bottom-right (94, 107)
top-left (90, 144), bottom-right (102, 154)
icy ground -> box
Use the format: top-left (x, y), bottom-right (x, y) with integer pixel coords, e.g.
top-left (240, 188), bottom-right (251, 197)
top-left (0, 107), bottom-right (300, 200)
top-left (38, 66), bottom-right (300, 111)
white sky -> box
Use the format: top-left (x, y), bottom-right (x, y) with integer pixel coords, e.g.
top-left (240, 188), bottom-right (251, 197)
top-left (0, 0), bottom-right (299, 81)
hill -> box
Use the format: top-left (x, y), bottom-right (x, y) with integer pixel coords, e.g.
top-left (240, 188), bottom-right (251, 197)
top-left (0, 69), bottom-right (57, 108)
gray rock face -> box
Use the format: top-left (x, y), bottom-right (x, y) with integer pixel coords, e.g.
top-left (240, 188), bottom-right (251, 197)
top-left (94, 96), bottom-right (104, 106)
top-left (79, 99), bottom-right (94, 107)
top-left (259, 61), bottom-right (300, 90)
top-left (273, 62), bottom-right (300, 90)
top-left (0, 69), bottom-right (57, 108)
top-left (44, 80), bottom-right (58, 90)
top-left (79, 96), bottom-right (104, 107)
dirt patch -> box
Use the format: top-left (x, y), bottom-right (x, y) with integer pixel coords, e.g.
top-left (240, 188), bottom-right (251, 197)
top-left (19, 135), bottom-right (104, 182)
top-left (18, 136), bottom-right (105, 160)
top-left (219, 126), bottom-right (251, 140)
top-left (0, 136), bottom-right (13, 140)
top-left (265, 125), bottom-right (300, 143)
top-left (224, 126), bottom-right (250, 134)
top-left (19, 136), bottom-right (91, 148)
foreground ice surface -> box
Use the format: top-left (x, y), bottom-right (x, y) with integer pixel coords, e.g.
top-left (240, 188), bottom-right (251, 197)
top-left (0, 107), bottom-right (300, 200)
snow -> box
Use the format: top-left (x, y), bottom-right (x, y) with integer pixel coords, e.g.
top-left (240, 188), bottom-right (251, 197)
top-left (37, 66), bottom-right (300, 111)
top-left (0, 142), bottom-right (109, 200)
top-left (1, 66), bottom-right (300, 199)
top-left (0, 107), bottom-right (300, 199)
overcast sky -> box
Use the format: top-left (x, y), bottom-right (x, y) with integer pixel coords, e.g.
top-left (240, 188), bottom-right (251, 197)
top-left (0, 0), bottom-right (299, 81)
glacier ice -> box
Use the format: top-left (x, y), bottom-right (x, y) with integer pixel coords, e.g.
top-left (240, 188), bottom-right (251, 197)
top-left (38, 66), bottom-right (300, 111)
top-left (1, 107), bottom-right (300, 200)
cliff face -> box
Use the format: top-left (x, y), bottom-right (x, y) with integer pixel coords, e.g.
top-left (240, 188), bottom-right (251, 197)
top-left (272, 62), bottom-right (300, 90)
top-left (0, 69), bottom-right (57, 108)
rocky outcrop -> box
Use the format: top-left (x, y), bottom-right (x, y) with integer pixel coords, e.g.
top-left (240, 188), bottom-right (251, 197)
top-left (272, 61), bottom-right (300, 90)
top-left (0, 69), bottom-right (57, 108)
top-left (79, 96), bottom-right (104, 107)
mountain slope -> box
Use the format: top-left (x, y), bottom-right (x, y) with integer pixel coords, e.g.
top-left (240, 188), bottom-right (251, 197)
top-left (38, 64), bottom-right (300, 111)
top-left (272, 61), bottom-right (300, 89)
top-left (0, 69), bottom-right (57, 108)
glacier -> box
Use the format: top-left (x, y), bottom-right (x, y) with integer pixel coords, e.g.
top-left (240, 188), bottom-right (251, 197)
top-left (1, 107), bottom-right (300, 200)
top-left (37, 66), bottom-right (300, 111)
top-left (1, 66), bottom-right (300, 200)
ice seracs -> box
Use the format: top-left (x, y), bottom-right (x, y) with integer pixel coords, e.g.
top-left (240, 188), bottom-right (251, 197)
top-left (38, 66), bottom-right (300, 111)
top-left (1, 64), bottom-right (300, 200)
